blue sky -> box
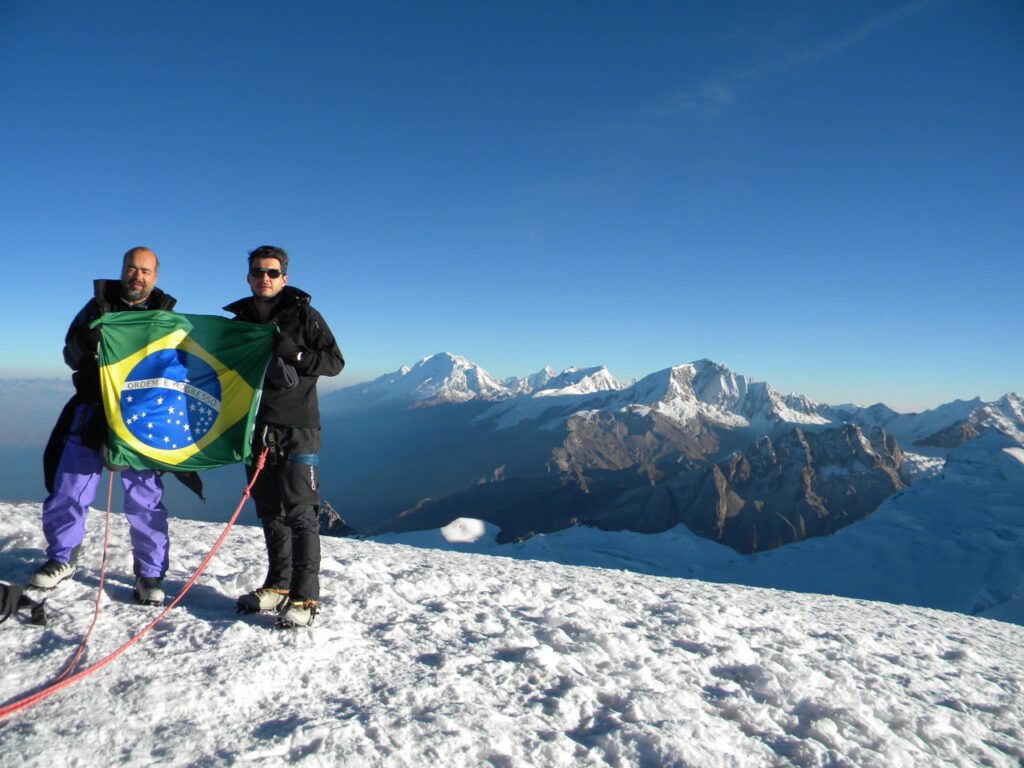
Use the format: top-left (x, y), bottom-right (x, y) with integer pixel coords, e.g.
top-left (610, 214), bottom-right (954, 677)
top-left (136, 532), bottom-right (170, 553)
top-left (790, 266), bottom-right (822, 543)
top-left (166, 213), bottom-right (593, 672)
top-left (1, 1), bottom-right (1020, 411)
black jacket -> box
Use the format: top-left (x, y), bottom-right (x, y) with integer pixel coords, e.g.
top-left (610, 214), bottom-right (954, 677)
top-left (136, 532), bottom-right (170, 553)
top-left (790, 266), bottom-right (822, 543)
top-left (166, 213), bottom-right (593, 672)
top-left (223, 286), bottom-right (344, 429)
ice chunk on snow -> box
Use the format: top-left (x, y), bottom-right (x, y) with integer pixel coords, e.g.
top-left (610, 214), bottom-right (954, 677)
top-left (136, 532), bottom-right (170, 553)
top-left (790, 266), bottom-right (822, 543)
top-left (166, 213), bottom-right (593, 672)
top-left (440, 517), bottom-right (487, 543)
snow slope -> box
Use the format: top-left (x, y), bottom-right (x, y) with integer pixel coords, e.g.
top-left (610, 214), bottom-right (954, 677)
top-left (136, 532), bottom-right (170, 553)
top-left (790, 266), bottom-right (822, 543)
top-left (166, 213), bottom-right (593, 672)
top-left (729, 431), bottom-right (1024, 623)
top-left (382, 432), bottom-right (1024, 627)
top-left (1, 503), bottom-right (1023, 766)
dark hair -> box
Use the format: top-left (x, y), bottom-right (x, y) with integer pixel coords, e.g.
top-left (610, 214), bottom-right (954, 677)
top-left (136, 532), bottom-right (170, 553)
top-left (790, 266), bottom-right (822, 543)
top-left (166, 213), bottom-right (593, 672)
top-left (248, 245), bottom-right (289, 274)
top-left (123, 246), bottom-right (160, 271)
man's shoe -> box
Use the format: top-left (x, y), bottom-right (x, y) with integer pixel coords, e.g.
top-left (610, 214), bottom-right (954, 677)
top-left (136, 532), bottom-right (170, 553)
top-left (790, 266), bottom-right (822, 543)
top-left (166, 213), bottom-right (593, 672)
top-left (237, 587), bottom-right (289, 614)
top-left (134, 577), bottom-right (164, 606)
top-left (28, 560), bottom-right (76, 590)
top-left (275, 599), bottom-right (318, 629)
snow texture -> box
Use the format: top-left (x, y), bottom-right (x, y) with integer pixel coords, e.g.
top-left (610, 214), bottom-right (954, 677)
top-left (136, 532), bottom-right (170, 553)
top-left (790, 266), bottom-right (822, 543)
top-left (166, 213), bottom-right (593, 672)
top-left (2, 502), bottom-right (1023, 766)
top-left (383, 431), bottom-right (1024, 627)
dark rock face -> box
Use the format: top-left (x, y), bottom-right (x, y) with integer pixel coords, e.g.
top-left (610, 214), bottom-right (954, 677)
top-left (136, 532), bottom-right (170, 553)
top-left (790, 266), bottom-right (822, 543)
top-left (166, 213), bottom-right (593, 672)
top-left (549, 409), bottom-right (721, 489)
top-left (915, 420), bottom-right (981, 449)
top-left (318, 500), bottom-right (358, 537)
top-left (703, 425), bottom-right (904, 552)
top-left (590, 425), bottom-right (906, 553)
top-left (368, 418), bottom-right (907, 555)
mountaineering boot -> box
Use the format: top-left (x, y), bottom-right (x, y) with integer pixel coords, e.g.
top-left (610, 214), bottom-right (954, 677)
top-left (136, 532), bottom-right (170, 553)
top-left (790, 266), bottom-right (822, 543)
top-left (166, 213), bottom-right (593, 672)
top-left (275, 599), bottom-right (318, 629)
top-left (134, 577), bottom-right (165, 606)
top-left (28, 560), bottom-right (77, 590)
top-left (237, 587), bottom-right (289, 614)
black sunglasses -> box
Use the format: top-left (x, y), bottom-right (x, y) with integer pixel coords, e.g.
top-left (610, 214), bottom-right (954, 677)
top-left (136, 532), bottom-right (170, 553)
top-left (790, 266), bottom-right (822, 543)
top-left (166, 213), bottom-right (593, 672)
top-left (250, 267), bottom-right (283, 279)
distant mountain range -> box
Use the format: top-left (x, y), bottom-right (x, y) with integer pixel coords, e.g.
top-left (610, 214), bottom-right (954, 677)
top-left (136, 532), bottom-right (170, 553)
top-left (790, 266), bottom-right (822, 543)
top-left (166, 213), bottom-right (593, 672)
top-left (328, 352), bottom-right (1023, 446)
top-left (318, 353), bottom-right (1023, 553)
top-left (331, 352), bottom-right (623, 409)
top-left (2, 355), bottom-right (1021, 557)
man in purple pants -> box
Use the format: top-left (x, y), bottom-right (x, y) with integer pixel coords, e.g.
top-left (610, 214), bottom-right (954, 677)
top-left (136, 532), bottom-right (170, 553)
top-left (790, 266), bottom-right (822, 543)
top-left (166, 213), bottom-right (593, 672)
top-left (30, 247), bottom-right (177, 606)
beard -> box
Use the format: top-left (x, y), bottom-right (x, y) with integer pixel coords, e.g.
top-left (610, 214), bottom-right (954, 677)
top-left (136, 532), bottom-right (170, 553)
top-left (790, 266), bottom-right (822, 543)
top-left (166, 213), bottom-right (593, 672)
top-left (122, 280), bottom-right (151, 303)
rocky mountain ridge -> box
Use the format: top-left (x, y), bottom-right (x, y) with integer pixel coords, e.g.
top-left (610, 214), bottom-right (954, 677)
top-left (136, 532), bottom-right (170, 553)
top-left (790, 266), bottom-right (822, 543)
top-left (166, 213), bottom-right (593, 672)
top-left (327, 354), bottom-right (1021, 447)
top-left (320, 353), bottom-right (1021, 553)
top-left (590, 423), bottom-right (906, 553)
top-left (3, 358), bottom-right (1018, 556)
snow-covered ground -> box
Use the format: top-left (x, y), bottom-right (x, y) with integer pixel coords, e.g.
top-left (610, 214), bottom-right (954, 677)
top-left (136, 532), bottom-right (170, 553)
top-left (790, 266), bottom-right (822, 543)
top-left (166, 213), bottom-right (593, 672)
top-left (379, 431), bottom-right (1024, 627)
top-left (2, 502), bottom-right (1022, 766)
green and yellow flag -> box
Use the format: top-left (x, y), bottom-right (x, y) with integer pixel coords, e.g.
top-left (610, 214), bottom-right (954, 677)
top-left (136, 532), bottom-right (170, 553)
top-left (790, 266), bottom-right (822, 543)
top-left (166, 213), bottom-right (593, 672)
top-left (94, 311), bottom-right (274, 472)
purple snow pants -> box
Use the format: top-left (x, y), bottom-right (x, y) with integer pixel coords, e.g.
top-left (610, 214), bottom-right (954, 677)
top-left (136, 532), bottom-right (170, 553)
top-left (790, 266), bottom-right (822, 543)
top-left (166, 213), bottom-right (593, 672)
top-left (41, 405), bottom-right (169, 578)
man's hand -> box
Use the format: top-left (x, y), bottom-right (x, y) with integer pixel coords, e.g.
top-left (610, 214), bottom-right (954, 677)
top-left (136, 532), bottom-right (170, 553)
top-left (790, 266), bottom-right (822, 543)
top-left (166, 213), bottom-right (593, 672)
top-left (266, 356), bottom-right (299, 390)
top-left (272, 328), bottom-right (301, 363)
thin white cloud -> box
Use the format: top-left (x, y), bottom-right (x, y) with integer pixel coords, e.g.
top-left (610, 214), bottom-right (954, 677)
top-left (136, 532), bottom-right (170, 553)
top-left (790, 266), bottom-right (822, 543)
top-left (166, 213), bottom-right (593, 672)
top-left (628, 0), bottom-right (936, 128)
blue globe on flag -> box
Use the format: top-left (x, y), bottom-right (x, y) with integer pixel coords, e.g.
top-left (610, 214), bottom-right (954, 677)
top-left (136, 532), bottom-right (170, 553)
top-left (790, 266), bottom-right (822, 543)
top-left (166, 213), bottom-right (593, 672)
top-left (119, 349), bottom-right (222, 451)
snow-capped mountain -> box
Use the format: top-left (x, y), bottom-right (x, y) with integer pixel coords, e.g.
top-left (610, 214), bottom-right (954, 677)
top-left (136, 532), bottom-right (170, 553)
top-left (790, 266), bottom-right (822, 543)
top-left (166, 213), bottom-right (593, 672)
top-left (325, 352), bottom-right (515, 409)
top-left (327, 354), bottom-right (1021, 451)
top-left (970, 392), bottom-right (1024, 445)
top-left (1, 502), bottom-right (1022, 766)
top-left (499, 365), bottom-right (621, 398)
top-left (500, 365), bottom-right (558, 394)
top-left (481, 359), bottom-right (830, 430)
top-left (820, 394), bottom-right (1024, 452)
top-left (314, 354), bottom-right (1021, 555)
top-left (324, 354), bottom-right (622, 411)
top-left (530, 365), bottom-right (621, 397)
top-left (619, 360), bottom-right (829, 428)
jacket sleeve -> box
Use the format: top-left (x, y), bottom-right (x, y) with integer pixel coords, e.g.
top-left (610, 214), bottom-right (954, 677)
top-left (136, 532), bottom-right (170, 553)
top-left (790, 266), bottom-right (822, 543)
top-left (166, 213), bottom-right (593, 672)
top-left (294, 306), bottom-right (345, 378)
top-left (62, 300), bottom-right (101, 371)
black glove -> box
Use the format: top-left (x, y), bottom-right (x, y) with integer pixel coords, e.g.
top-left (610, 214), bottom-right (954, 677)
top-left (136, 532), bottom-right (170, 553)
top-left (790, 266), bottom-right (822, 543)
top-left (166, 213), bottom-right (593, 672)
top-left (266, 356), bottom-right (299, 390)
top-left (272, 328), bottom-right (301, 363)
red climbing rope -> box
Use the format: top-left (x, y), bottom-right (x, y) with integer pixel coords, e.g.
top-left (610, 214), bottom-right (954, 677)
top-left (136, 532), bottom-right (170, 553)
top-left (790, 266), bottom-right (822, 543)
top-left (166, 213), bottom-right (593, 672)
top-left (0, 447), bottom-right (269, 721)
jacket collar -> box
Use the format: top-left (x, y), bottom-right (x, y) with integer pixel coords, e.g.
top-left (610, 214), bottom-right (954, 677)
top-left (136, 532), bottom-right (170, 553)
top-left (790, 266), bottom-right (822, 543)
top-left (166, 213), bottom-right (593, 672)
top-left (93, 279), bottom-right (169, 311)
top-left (223, 285), bottom-right (311, 321)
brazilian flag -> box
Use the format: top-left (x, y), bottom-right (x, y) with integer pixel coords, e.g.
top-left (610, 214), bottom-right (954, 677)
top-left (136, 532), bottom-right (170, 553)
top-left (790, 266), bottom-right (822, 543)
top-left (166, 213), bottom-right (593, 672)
top-left (94, 311), bottom-right (274, 472)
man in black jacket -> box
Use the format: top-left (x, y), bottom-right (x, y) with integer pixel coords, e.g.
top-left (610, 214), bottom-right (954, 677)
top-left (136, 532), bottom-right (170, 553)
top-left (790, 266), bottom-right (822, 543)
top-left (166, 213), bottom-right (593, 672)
top-left (31, 247), bottom-right (174, 606)
top-left (225, 246), bottom-right (344, 628)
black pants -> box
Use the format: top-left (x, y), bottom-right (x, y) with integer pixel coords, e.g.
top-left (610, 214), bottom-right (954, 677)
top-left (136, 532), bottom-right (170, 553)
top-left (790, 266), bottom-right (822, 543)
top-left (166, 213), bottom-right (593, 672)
top-left (246, 425), bottom-right (321, 602)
